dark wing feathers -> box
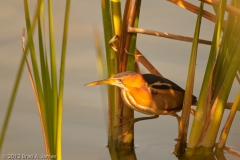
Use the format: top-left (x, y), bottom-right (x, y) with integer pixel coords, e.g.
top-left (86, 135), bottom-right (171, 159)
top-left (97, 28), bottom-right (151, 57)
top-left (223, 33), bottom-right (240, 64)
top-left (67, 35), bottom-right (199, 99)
top-left (142, 74), bottom-right (185, 93)
top-left (142, 74), bottom-right (197, 105)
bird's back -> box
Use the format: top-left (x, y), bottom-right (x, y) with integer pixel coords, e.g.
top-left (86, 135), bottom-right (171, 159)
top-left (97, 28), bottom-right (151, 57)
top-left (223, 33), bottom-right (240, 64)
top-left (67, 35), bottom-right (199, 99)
top-left (142, 74), bottom-right (197, 113)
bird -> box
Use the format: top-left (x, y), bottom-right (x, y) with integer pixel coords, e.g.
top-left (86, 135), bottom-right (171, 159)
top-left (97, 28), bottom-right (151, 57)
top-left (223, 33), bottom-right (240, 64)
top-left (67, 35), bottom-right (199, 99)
top-left (85, 71), bottom-right (197, 140)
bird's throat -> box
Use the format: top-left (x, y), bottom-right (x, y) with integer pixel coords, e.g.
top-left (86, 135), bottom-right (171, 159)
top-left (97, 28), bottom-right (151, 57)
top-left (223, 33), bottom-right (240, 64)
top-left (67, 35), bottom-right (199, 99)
top-left (120, 87), bottom-right (155, 115)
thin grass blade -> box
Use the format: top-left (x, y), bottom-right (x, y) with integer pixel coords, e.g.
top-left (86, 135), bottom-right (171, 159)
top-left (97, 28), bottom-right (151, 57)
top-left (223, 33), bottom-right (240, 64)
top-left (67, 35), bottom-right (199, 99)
top-left (56, 0), bottom-right (71, 159)
top-left (0, 0), bottom-right (42, 153)
top-left (23, 27), bottom-right (49, 155)
top-left (47, 0), bottom-right (58, 154)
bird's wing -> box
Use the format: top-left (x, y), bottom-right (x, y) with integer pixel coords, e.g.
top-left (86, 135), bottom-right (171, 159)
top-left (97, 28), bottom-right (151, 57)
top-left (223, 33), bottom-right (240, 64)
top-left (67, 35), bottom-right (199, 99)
top-left (142, 74), bottom-right (197, 108)
top-left (142, 74), bottom-right (185, 93)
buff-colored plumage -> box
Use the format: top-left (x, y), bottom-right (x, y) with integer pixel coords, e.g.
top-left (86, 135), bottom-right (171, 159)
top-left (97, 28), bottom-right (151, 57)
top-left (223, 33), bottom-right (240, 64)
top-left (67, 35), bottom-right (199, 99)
top-left (85, 71), bottom-right (197, 140)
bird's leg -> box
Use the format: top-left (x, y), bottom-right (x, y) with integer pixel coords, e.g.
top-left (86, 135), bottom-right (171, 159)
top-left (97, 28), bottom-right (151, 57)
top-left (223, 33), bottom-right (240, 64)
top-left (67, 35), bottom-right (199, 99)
top-left (115, 114), bottom-right (159, 127)
top-left (169, 108), bottom-right (195, 141)
top-left (169, 113), bottom-right (182, 141)
top-left (175, 115), bottom-right (182, 141)
top-left (113, 114), bottom-right (133, 128)
top-left (131, 114), bottom-right (159, 123)
top-left (115, 115), bottom-right (159, 137)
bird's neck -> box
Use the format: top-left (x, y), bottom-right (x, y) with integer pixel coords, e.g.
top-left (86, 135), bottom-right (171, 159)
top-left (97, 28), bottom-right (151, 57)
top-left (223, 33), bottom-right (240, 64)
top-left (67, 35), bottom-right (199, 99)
top-left (124, 85), bottom-right (152, 108)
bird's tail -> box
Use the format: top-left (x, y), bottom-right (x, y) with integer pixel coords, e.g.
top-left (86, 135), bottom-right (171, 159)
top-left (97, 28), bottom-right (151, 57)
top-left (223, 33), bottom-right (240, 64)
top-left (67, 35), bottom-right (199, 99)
top-left (192, 95), bottom-right (198, 106)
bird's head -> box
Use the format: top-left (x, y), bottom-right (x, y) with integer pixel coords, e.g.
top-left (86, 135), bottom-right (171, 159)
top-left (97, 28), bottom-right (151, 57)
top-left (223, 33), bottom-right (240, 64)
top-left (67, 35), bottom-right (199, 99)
top-left (85, 71), bottom-right (146, 90)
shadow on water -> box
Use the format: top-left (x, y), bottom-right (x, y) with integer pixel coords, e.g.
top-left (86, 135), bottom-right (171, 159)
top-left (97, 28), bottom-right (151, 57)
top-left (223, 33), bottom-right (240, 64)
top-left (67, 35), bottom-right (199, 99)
top-left (180, 151), bottom-right (229, 160)
top-left (106, 137), bottom-right (136, 160)
top-left (107, 144), bottom-right (236, 160)
top-left (108, 146), bottom-right (137, 160)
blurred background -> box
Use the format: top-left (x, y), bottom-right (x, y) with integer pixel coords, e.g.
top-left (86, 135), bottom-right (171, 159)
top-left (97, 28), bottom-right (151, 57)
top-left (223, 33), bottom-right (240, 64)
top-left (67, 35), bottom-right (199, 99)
top-left (0, 1), bottom-right (239, 159)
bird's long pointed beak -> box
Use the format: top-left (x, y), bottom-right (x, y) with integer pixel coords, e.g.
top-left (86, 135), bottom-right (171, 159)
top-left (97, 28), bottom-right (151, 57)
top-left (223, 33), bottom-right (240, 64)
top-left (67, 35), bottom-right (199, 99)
top-left (85, 78), bottom-right (116, 86)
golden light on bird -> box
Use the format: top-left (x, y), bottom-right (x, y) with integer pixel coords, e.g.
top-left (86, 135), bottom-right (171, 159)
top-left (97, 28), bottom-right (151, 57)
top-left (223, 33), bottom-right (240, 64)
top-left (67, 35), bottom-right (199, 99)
top-left (85, 71), bottom-right (197, 140)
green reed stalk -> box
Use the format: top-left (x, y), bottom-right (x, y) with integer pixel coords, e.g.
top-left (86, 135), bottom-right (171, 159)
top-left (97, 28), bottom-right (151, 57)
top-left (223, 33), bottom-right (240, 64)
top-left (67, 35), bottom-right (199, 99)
top-left (212, 0), bottom-right (240, 102)
top-left (127, 0), bottom-right (141, 71)
top-left (186, 0), bottom-right (227, 156)
top-left (123, 0), bottom-right (142, 147)
top-left (216, 92), bottom-right (240, 151)
top-left (101, 0), bottom-right (141, 149)
top-left (119, 0), bottom-right (132, 72)
top-left (199, 0), bottom-right (240, 153)
top-left (111, 0), bottom-right (122, 35)
top-left (175, 2), bottom-right (203, 155)
top-left (56, 1), bottom-right (71, 159)
top-left (37, 2), bottom-right (51, 156)
top-left (212, 12), bottom-right (233, 93)
top-left (47, 0), bottom-right (58, 154)
top-left (37, 2), bottom-right (53, 156)
top-left (110, 0), bottom-right (122, 143)
top-left (201, 27), bottom-right (240, 152)
top-left (25, 2), bottom-right (54, 155)
top-left (101, 0), bottom-right (118, 143)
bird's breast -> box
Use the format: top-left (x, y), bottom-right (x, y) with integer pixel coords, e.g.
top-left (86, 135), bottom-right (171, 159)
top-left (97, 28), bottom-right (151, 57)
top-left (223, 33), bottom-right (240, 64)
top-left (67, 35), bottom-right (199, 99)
top-left (121, 87), bottom-right (185, 115)
top-left (120, 88), bottom-right (156, 115)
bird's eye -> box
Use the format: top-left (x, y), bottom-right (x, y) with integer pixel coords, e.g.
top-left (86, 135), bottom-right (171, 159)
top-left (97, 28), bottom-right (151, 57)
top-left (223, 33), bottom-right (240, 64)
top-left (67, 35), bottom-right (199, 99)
top-left (118, 78), bottom-right (123, 83)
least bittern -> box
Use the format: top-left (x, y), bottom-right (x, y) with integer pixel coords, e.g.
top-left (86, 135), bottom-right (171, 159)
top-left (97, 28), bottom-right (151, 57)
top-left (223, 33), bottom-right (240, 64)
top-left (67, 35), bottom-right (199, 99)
top-left (85, 71), bottom-right (197, 140)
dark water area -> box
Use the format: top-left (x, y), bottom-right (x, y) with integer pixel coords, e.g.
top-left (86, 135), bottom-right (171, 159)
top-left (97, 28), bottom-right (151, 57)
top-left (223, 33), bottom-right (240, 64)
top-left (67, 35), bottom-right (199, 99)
top-left (0, 0), bottom-right (239, 159)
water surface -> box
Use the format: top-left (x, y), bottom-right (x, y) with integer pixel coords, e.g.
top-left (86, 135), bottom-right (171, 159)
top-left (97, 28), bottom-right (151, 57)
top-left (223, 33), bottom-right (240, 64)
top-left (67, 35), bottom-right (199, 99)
top-left (0, 1), bottom-right (239, 159)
